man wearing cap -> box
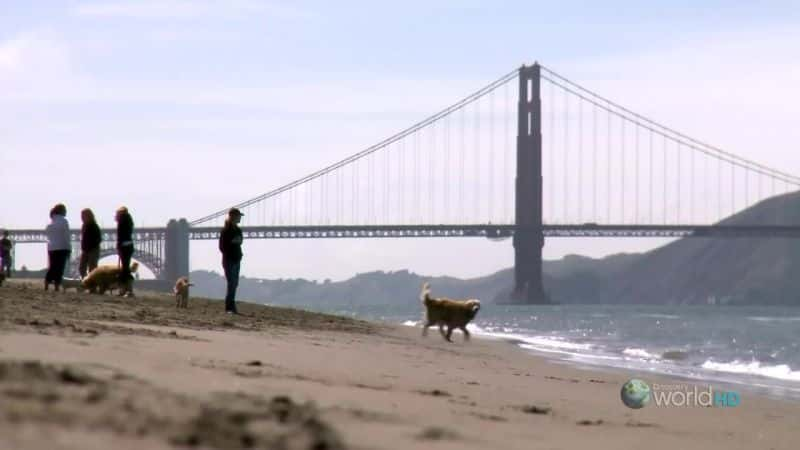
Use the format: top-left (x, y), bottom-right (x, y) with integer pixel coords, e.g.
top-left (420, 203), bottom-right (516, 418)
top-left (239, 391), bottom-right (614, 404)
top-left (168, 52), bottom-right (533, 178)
top-left (115, 206), bottom-right (135, 297)
top-left (219, 208), bottom-right (244, 314)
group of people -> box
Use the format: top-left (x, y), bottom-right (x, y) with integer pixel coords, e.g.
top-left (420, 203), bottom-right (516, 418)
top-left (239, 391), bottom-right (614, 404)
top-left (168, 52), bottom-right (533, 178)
top-left (2, 205), bottom-right (245, 313)
top-left (43, 203), bottom-right (136, 297)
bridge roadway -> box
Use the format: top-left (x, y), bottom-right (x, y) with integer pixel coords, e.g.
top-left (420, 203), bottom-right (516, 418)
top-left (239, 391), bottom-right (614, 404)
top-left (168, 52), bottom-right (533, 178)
top-left (8, 228), bottom-right (168, 243)
top-left (10, 224), bottom-right (800, 242)
top-left (189, 224), bottom-right (800, 239)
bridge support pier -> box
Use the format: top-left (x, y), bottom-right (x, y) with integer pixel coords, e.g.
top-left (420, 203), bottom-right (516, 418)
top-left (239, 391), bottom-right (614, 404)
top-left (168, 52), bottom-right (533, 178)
top-left (164, 218), bottom-right (190, 282)
top-left (509, 63), bottom-right (549, 304)
top-left (512, 231), bottom-right (547, 304)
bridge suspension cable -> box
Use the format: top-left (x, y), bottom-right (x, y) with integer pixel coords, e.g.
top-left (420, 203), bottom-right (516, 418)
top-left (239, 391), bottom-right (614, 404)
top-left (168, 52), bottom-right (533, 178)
top-left (191, 68), bottom-right (519, 226)
top-left (539, 65), bottom-right (800, 186)
top-left (539, 64), bottom-right (800, 226)
top-left (193, 62), bottom-right (799, 230)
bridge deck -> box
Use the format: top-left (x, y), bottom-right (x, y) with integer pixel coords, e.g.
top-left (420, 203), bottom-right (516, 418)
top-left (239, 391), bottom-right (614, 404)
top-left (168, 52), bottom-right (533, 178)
top-left (190, 224), bottom-right (800, 239)
top-left (9, 224), bottom-right (800, 243)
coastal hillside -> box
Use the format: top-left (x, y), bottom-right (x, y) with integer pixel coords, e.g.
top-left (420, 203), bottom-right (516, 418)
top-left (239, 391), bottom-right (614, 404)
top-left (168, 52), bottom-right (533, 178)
top-left (599, 191), bottom-right (800, 305)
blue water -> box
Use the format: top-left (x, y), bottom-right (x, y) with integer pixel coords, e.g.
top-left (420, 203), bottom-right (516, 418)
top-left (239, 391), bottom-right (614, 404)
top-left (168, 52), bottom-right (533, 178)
top-left (276, 300), bottom-right (800, 400)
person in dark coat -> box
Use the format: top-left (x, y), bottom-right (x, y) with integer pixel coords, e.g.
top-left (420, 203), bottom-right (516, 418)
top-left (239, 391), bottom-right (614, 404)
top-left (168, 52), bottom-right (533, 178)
top-left (219, 208), bottom-right (244, 314)
top-left (115, 206), bottom-right (135, 297)
top-left (1, 230), bottom-right (13, 278)
top-left (79, 208), bottom-right (102, 279)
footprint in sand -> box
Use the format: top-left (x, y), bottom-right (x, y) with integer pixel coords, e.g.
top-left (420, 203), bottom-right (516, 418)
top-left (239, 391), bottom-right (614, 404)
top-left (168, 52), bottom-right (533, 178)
top-left (625, 420), bottom-right (658, 428)
top-left (417, 426), bottom-right (460, 441)
top-left (470, 412), bottom-right (508, 422)
top-left (418, 389), bottom-right (451, 397)
top-left (545, 375), bottom-right (580, 383)
top-left (576, 419), bottom-right (604, 426)
top-left (518, 405), bottom-right (552, 415)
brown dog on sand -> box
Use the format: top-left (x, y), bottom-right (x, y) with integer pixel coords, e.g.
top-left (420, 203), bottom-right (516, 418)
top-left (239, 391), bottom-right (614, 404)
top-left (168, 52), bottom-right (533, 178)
top-left (420, 282), bottom-right (481, 342)
top-left (173, 276), bottom-right (193, 308)
top-left (82, 261), bottom-right (139, 294)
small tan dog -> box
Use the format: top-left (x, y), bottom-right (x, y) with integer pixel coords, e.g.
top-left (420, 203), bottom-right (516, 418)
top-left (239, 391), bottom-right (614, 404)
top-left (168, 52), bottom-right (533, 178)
top-left (173, 276), bottom-right (193, 308)
top-left (82, 261), bottom-right (139, 294)
top-left (420, 282), bottom-right (481, 342)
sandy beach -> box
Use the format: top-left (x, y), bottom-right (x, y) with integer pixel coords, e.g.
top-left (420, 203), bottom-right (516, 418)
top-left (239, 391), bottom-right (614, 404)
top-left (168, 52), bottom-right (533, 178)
top-left (0, 279), bottom-right (797, 450)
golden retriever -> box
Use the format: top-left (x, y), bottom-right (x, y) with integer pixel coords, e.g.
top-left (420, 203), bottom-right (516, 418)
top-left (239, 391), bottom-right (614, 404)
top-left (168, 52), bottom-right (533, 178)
top-left (82, 261), bottom-right (139, 295)
top-left (420, 282), bottom-right (481, 342)
top-left (173, 276), bottom-right (193, 308)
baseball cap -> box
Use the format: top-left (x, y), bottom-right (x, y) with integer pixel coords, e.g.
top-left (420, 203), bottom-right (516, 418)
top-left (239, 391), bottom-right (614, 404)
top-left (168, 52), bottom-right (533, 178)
top-left (229, 208), bottom-right (244, 217)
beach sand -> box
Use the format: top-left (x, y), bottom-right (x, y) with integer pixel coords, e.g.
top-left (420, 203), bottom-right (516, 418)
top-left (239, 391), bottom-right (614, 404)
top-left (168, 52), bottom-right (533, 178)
top-left (0, 279), bottom-right (797, 450)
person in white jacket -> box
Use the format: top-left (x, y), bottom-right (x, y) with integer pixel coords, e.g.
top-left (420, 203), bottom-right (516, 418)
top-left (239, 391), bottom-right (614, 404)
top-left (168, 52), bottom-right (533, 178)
top-left (45, 203), bottom-right (71, 291)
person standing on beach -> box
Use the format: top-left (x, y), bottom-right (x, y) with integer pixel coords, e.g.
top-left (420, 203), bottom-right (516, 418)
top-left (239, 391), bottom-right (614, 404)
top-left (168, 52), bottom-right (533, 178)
top-left (219, 208), bottom-right (244, 314)
top-left (45, 204), bottom-right (71, 291)
top-left (79, 208), bottom-right (102, 279)
top-left (115, 206), bottom-right (135, 297)
top-left (1, 230), bottom-right (13, 277)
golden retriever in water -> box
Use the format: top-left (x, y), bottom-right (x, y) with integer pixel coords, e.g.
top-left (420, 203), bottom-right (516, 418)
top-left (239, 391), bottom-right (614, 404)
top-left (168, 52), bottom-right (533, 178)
top-left (173, 276), bottom-right (193, 308)
top-left (82, 261), bottom-right (139, 294)
top-left (420, 282), bottom-right (481, 342)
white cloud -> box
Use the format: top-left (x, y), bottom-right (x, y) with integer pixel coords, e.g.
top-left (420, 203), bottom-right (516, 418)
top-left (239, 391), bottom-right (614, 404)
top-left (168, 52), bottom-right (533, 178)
top-left (0, 31), bottom-right (488, 115)
top-left (72, 0), bottom-right (312, 21)
top-left (2, 71), bottom-right (489, 118)
top-left (0, 31), bottom-right (72, 78)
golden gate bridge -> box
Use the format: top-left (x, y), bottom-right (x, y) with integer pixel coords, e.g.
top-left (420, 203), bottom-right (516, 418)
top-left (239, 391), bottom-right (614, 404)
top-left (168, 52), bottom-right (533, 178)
top-left (8, 63), bottom-right (800, 303)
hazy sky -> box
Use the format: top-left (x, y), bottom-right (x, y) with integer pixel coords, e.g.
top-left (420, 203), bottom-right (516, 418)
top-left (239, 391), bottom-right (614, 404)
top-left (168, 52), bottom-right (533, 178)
top-left (3, 1), bottom-right (800, 281)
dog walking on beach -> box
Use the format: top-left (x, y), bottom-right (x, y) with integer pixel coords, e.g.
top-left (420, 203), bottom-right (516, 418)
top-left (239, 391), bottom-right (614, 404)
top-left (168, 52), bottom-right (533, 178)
top-left (81, 261), bottom-right (139, 295)
top-left (173, 276), bottom-right (193, 308)
top-left (419, 282), bottom-right (481, 342)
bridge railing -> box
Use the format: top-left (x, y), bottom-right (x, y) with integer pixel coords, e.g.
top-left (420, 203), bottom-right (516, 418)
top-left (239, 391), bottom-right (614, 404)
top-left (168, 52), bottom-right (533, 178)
top-left (188, 224), bottom-right (800, 240)
top-left (7, 227), bottom-right (168, 244)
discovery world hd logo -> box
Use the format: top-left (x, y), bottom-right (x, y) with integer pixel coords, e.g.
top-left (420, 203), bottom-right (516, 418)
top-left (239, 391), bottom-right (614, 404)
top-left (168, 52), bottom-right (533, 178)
top-left (620, 379), bottom-right (740, 409)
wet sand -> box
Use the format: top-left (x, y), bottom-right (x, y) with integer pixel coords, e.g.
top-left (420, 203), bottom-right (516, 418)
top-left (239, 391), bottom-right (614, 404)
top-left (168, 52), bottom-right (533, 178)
top-left (1, 279), bottom-right (797, 449)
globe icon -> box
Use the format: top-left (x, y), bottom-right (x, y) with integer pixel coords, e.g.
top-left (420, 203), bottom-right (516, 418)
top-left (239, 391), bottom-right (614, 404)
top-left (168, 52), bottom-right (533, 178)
top-left (621, 378), bottom-right (651, 409)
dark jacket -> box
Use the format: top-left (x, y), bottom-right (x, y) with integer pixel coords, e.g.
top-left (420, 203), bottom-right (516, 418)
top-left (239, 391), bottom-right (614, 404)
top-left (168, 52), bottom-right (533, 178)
top-left (116, 212), bottom-right (134, 249)
top-left (219, 220), bottom-right (243, 262)
top-left (81, 222), bottom-right (102, 252)
top-left (1, 237), bottom-right (11, 258)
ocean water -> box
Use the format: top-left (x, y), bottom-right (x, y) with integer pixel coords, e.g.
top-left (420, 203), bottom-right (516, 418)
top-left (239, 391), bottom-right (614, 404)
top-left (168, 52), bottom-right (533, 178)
top-left (284, 300), bottom-right (800, 400)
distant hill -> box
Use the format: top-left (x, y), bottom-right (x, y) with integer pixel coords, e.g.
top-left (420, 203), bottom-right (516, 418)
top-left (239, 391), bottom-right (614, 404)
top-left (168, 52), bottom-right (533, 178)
top-left (190, 192), bottom-right (800, 307)
top-left (188, 252), bottom-right (646, 309)
top-left (596, 192), bottom-right (800, 305)
top-left (188, 268), bottom-right (512, 310)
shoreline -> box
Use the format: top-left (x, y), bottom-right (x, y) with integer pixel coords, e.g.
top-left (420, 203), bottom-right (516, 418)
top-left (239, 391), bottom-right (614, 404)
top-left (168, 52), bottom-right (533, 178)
top-left (398, 318), bottom-right (800, 403)
top-left (491, 335), bottom-right (800, 403)
top-left (1, 280), bottom-right (799, 449)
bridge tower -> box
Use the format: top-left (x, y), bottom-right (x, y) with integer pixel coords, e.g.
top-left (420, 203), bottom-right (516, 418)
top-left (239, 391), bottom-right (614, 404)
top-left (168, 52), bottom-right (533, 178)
top-left (511, 63), bottom-right (549, 304)
top-left (164, 218), bottom-right (190, 282)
